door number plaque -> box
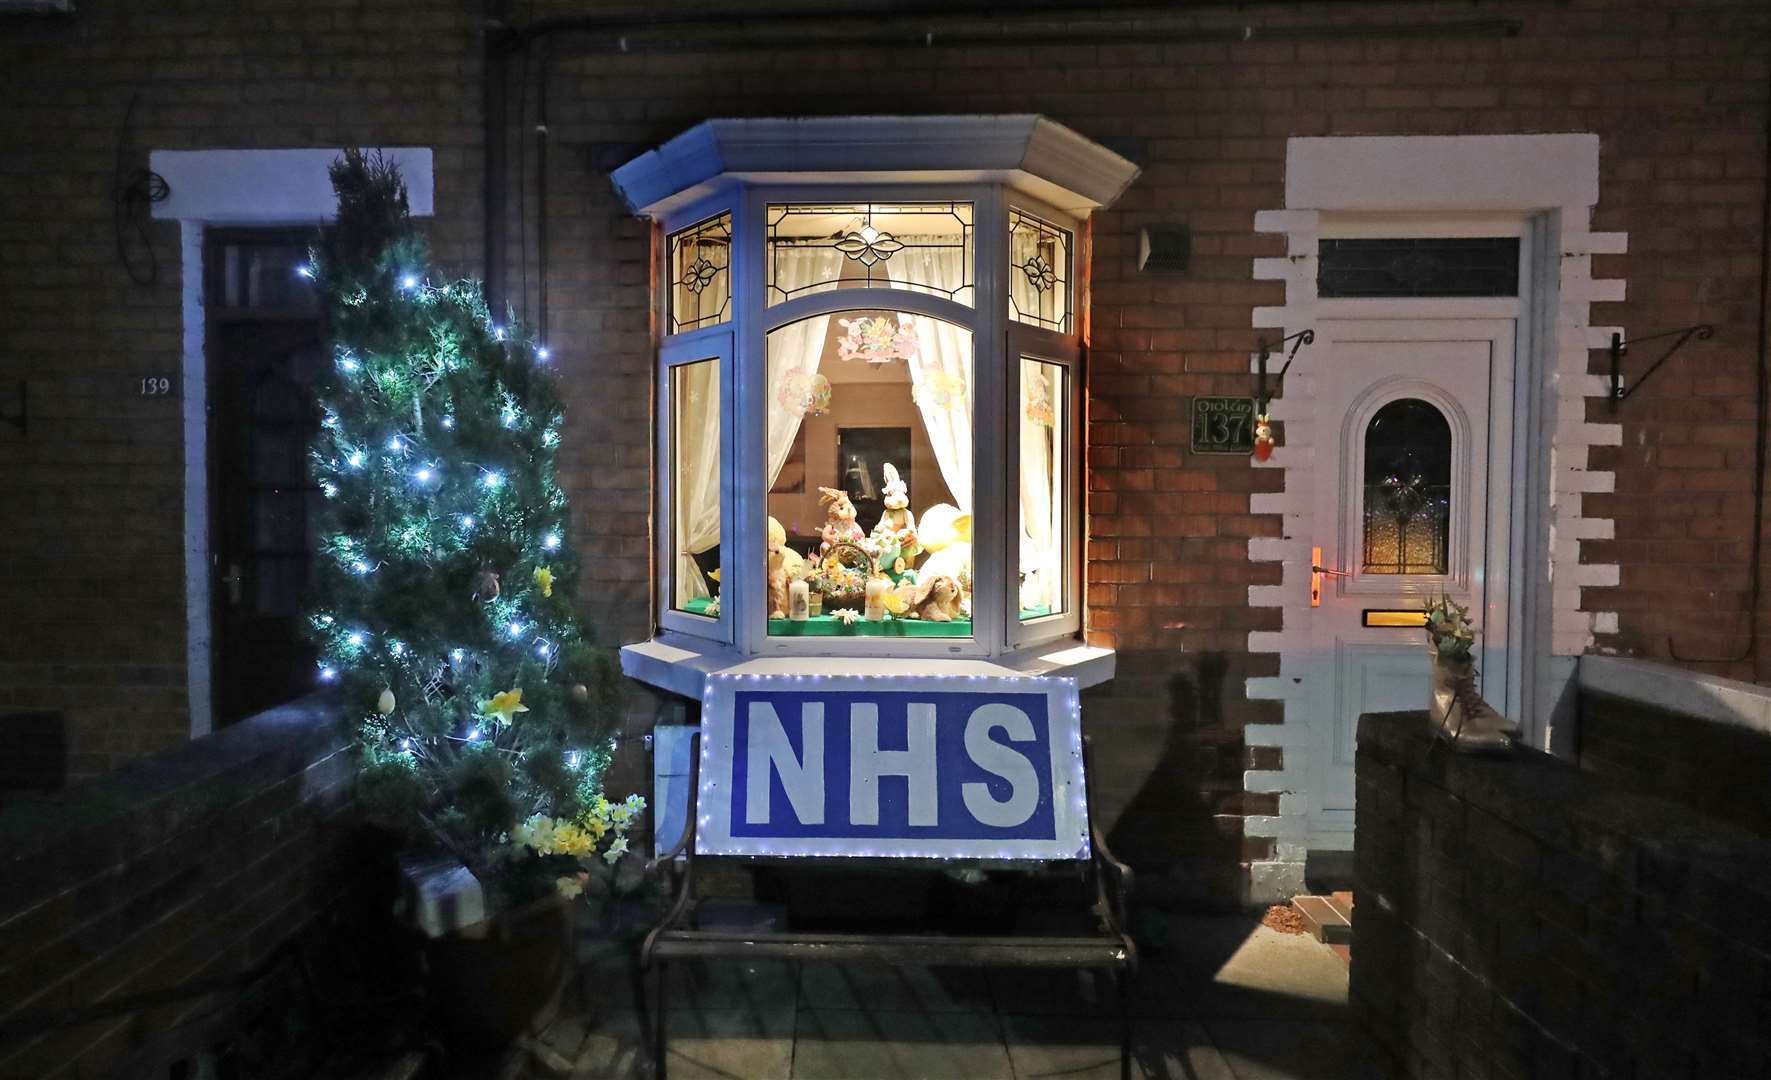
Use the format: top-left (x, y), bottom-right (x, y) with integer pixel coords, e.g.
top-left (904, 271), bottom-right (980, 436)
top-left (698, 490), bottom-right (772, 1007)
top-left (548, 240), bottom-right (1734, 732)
top-left (1189, 396), bottom-right (1256, 455)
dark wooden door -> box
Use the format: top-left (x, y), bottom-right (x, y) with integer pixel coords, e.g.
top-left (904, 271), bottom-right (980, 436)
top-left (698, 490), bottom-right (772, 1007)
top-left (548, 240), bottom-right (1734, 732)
top-left (206, 231), bottom-right (324, 726)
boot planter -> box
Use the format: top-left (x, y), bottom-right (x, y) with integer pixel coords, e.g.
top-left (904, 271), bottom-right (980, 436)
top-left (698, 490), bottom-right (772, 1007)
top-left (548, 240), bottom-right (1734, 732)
top-left (1428, 650), bottom-right (1515, 754)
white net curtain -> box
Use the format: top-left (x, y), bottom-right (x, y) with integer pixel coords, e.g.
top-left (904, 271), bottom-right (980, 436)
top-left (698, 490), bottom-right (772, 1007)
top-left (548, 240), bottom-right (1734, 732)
top-left (672, 360), bottom-right (721, 606)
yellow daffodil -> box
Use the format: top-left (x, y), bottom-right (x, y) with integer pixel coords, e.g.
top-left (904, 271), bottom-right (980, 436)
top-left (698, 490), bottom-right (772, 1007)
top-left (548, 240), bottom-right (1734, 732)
top-left (552, 822), bottom-right (594, 856)
top-left (881, 591), bottom-right (908, 615)
top-left (585, 815), bottom-right (609, 840)
top-left (482, 688), bottom-right (530, 724)
top-left (602, 836), bottom-right (630, 865)
top-left (532, 566), bottom-right (554, 597)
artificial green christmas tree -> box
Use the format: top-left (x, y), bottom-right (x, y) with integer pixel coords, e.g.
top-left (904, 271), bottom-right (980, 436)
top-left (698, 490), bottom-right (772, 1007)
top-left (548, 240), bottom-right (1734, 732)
top-left (304, 151), bottom-right (638, 911)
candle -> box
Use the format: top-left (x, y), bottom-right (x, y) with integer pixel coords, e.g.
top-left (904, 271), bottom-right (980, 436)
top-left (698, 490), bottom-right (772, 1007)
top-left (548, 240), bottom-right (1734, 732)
top-left (789, 580), bottom-right (809, 621)
top-left (864, 577), bottom-right (888, 622)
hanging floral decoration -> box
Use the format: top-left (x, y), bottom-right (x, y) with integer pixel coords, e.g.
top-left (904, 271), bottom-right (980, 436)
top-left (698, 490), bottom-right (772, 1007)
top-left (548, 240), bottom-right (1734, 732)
top-left (775, 371), bottom-right (835, 417)
top-left (913, 369), bottom-right (968, 412)
top-left (807, 373), bottom-right (832, 416)
top-left (1025, 383), bottom-right (1055, 427)
top-left (837, 316), bottom-right (920, 365)
top-left (776, 369), bottom-right (811, 413)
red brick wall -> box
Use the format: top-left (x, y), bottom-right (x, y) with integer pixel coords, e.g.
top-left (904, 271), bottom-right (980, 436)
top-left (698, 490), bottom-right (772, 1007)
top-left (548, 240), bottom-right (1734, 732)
top-left (2, 0), bottom-right (1768, 902)
top-left (0, 698), bottom-right (359, 1079)
top-left (0, 1), bottom-right (485, 783)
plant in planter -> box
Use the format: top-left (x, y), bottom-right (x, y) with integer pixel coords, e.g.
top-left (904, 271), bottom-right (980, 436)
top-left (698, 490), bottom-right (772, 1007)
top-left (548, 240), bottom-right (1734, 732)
top-left (303, 150), bottom-right (649, 1045)
top-left (1423, 595), bottom-right (1515, 753)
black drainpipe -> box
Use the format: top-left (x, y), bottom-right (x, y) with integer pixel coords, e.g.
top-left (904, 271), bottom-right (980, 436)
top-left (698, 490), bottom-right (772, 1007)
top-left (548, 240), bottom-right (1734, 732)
top-left (482, 1), bottom-right (511, 316)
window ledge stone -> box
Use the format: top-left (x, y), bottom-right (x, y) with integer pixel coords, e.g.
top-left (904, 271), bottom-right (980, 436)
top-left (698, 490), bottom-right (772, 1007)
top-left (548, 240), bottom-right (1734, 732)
top-left (620, 636), bottom-right (1114, 701)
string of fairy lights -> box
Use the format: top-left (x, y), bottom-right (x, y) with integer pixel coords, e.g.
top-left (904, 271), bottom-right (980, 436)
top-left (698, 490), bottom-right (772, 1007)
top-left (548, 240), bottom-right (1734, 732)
top-left (300, 255), bottom-right (573, 755)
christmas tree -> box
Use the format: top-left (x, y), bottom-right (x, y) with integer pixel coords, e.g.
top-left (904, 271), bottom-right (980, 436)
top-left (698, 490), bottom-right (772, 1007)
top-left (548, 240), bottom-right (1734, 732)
top-left (305, 151), bottom-right (636, 910)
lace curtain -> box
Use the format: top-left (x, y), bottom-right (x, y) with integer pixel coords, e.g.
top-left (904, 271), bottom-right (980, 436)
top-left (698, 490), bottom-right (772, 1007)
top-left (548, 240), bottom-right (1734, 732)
top-left (673, 360), bottom-right (721, 605)
top-left (885, 246), bottom-right (974, 513)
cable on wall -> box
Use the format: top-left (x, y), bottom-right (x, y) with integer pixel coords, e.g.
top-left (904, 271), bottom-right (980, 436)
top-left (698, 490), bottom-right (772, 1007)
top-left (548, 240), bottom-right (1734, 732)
top-left (113, 92), bottom-right (169, 286)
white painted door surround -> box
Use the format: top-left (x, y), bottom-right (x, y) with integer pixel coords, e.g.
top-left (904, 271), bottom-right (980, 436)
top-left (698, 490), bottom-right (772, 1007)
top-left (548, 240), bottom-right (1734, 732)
top-left (150, 147), bottom-right (434, 738)
top-left (1241, 135), bottom-right (1625, 903)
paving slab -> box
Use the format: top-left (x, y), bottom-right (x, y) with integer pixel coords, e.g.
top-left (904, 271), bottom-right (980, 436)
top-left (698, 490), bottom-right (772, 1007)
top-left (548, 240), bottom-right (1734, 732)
top-left (791, 1008), bottom-right (1013, 1079)
top-left (1000, 1014), bottom-right (1235, 1080)
top-left (1200, 1019), bottom-right (1385, 1080)
top-left (798, 963), bottom-right (993, 1014)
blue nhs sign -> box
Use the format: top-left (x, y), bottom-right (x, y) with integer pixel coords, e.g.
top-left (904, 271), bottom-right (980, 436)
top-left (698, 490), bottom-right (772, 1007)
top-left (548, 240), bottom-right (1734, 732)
top-left (696, 674), bottom-right (1089, 860)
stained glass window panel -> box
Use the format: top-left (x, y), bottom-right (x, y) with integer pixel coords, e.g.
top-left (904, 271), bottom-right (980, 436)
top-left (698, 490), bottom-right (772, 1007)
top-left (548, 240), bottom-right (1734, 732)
top-left (1008, 210), bottom-right (1072, 333)
top-left (668, 213), bottom-right (731, 333)
top-left (1362, 398), bottom-right (1451, 575)
top-left (766, 203), bottom-right (973, 306)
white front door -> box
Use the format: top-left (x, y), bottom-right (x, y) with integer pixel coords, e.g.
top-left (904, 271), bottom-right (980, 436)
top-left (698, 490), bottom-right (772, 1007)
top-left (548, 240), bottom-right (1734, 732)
top-left (1305, 317), bottom-right (1516, 845)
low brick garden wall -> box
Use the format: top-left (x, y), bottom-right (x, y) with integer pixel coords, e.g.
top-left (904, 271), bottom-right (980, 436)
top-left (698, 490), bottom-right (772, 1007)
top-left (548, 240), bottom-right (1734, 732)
top-left (0, 696), bottom-right (365, 1079)
top-left (1575, 656), bottom-right (1771, 839)
top-left (1353, 710), bottom-right (1771, 1080)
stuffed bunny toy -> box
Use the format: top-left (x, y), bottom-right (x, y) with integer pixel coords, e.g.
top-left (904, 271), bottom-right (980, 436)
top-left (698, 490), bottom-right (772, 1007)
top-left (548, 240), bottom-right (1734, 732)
top-left (868, 462), bottom-right (920, 568)
top-left (817, 486), bottom-right (866, 554)
top-left (893, 574), bottom-right (964, 622)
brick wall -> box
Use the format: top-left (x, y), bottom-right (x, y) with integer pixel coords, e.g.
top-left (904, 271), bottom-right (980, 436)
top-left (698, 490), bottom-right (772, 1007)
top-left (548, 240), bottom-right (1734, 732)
top-left (1354, 710), bottom-right (1771, 1079)
top-left (1, 0), bottom-right (1768, 901)
top-left (0, 696), bottom-right (361, 1079)
top-left (1577, 690), bottom-right (1771, 836)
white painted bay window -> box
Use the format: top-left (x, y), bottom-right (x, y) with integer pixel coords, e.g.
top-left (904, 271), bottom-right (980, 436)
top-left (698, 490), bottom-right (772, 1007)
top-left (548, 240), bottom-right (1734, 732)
top-left (614, 117), bottom-right (1137, 697)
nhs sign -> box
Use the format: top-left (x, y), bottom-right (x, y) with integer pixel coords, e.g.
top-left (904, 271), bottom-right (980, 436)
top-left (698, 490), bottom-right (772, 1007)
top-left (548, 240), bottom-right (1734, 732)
top-left (697, 674), bottom-right (1089, 860)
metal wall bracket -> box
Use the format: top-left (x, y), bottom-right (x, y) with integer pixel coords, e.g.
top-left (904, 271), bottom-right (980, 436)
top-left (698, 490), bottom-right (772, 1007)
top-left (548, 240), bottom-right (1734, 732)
top-left (1256, 328), bottom-right (1315, 414)
top-left (0, 380), bottom-right (24, 435)
top-left (1608, 324), bottom-right (1714, 408)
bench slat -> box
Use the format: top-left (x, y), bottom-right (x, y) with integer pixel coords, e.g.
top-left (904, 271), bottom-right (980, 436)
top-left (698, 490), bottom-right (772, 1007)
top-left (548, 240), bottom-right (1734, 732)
top-left (651, 929), bottom-right (1129, 968)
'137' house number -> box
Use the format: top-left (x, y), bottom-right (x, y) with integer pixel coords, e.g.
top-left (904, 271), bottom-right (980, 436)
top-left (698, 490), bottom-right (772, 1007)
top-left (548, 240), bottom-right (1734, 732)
top-left (695, 674), bottom-right (1090, 860)
top-left (1189, 396), bottom-right (1256, 454)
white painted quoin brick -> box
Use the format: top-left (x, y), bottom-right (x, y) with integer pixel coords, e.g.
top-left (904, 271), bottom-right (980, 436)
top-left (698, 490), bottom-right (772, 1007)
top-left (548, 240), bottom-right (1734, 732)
top-left (1242, 136), bottom-right (1624, 901)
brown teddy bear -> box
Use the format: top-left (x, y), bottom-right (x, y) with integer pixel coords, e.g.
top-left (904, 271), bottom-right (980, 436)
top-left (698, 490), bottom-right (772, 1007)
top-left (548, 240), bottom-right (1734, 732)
top-left (893, 574), bottom-right (964, 622)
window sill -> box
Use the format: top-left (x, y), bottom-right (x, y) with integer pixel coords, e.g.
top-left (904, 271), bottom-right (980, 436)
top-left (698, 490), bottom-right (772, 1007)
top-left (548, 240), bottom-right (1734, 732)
top-left (619, 634), bottom-right (1115, 701)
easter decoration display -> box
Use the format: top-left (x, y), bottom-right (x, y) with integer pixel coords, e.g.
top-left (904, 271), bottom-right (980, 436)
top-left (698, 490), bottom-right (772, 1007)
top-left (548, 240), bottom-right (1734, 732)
top-left (302, 152), bottom-right (649, 1033)
top-left (868, 462), bottom-right (921, 572)
top-left (816, 486), bottom-right (867, 554)
top-left (1423, 595), bottom-right (1515, 753)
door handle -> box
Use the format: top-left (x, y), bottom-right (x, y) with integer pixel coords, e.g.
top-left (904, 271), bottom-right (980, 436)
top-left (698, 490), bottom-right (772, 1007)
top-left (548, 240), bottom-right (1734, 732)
top-left (1309, 546), bottom-right (1351, 608)
top-left (222, 562), bottom-right (244, 605)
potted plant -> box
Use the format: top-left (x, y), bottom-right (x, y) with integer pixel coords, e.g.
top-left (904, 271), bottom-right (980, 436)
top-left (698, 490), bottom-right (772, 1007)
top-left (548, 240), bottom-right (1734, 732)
top-left (303, 150), bottom-right (651, 1048)
top-left (1423, 596), bottom-right (1515, 752)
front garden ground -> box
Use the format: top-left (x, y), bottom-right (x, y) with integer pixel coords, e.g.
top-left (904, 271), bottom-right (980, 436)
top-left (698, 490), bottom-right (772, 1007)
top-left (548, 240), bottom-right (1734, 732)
top-left (470, 913), bottom-right (1378, 1079)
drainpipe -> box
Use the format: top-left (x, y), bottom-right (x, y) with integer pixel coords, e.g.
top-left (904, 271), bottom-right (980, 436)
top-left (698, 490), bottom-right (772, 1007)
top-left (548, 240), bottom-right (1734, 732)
top-left (482, 2), bottom-right (511, 316)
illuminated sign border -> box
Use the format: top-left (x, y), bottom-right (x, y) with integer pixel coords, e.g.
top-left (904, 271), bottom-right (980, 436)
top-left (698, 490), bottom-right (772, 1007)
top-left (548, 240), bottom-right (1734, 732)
top-left (697, 672), bottom-right (1089, 860)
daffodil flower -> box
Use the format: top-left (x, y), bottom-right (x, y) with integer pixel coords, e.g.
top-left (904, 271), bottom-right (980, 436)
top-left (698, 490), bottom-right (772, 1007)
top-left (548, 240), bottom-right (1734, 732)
top-left (533, 566), bottom-right (554, 597)
top-left (482, 688), bottom-right (530, 724)
top-left (603, 836), bottom-right (630, 864)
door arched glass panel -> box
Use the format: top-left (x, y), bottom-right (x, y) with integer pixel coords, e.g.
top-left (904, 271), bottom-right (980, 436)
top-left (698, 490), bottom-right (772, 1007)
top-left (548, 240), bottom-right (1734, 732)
top-left (1362, 398), bottom-right (1451, 575)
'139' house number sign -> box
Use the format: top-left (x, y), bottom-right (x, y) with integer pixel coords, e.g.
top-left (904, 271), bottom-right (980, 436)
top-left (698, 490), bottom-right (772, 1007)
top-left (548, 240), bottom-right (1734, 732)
top-left (696, 674), bottom-right (1090, 860)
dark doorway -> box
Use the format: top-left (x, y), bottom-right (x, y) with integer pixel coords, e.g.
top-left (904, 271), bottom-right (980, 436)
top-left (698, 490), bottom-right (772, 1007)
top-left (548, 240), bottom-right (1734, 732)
top-left (835, 426), bottom-right (911, 535)
top-left (206, 229), bottom-right (324, 726)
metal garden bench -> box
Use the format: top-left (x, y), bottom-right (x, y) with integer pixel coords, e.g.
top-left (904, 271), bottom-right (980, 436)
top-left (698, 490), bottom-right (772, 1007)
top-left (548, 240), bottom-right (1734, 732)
top-left (638, 728), bottom-right (1137, 1079)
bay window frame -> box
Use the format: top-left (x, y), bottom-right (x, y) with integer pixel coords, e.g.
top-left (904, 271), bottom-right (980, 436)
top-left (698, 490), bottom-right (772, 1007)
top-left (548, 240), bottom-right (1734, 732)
top-left (655, 326), bottom-right (735, 644)
top-left (650, 181), bottom-right (1090, 664)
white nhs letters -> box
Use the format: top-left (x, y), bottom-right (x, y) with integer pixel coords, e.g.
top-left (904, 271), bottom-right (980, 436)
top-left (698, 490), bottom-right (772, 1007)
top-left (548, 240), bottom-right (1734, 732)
top-left (743, 698), bottom-right (1040, 829)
